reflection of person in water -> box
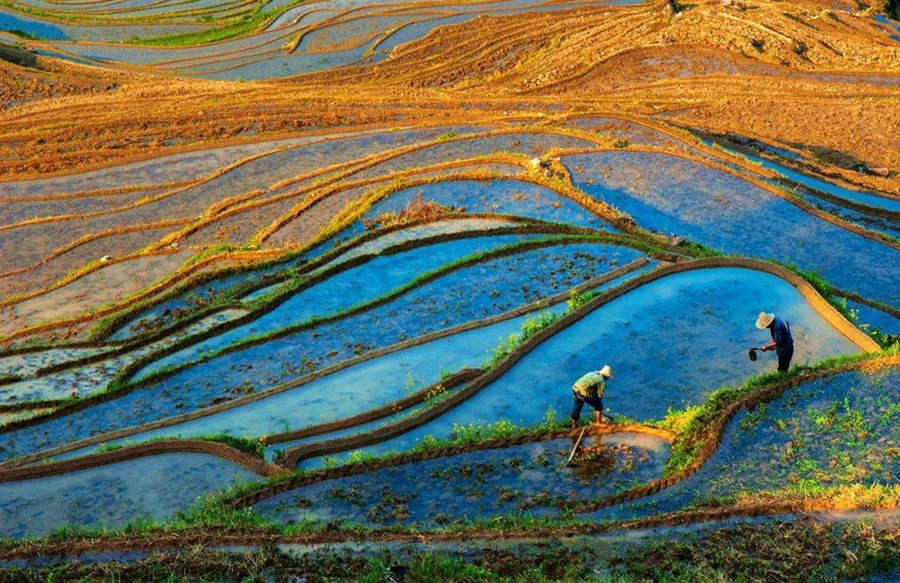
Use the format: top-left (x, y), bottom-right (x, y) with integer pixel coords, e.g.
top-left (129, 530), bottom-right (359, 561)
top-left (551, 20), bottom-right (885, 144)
top-left (570, 365), bottom-right (611, 430)
top-left (756, 312), bottom-right (794, 372)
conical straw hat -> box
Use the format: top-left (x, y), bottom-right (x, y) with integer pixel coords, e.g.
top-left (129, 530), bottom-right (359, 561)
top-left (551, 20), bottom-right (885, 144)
top-left (756, 312), bottom-right (775, 330)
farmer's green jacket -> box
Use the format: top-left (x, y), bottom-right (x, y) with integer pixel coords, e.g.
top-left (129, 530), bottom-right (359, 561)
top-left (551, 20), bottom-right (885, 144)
top-left (573, 371), bottom-right (607, 398)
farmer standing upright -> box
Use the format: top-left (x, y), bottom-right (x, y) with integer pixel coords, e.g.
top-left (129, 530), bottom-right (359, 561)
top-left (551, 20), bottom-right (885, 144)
top-left (570, 365), bottom-right (611, 430)
top-left (756, 312), bottom-right (794, 372)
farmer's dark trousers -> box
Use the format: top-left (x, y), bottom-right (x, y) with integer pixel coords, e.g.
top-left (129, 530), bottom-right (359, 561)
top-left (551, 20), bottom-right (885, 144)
top-left (571, 391), bottom-right (603, 421)
top-left (777, 345), bottom-right (794, 372)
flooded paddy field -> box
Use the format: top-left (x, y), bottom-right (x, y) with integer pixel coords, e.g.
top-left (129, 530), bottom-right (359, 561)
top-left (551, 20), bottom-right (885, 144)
top-left (0, 0), bottom-right (898, 577)
top-left (589, 367), bottom-right (900, 521)
top-left (564, 151), bottom-right (899, 304)
top-left (255, 433), bottom-right (670, 527)
top-left (0, 452), bottom-right (260, 538)
top-left (2, 0), bottom-right (637, 79)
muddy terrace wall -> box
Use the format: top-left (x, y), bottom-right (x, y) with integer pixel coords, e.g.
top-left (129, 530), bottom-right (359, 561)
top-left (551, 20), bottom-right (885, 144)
top-left (0, 101), bottom-right (896, 546)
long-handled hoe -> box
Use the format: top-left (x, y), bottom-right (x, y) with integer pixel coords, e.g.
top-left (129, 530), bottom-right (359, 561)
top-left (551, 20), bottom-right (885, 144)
top-left (566, 426), bottom-right (587, 465)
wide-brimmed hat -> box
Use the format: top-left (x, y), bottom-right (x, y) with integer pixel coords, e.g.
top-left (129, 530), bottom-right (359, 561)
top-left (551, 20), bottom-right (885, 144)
top-left (599, 364), bottom-right (612, 378)
top-left (756, 312), bottom-right (775, 330)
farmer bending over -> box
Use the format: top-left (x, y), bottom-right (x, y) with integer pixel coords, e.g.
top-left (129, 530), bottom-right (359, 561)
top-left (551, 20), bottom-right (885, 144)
top-left (756, 312), bottom-right (794, 372)
top-left (570, 365), bottom-right (611, 430)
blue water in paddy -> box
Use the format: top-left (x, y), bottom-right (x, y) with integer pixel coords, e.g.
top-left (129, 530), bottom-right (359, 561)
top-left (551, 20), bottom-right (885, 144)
top-left (564, 152), bottom-right (899, 306)
top-left (299, 267), bottom-right (859, 467)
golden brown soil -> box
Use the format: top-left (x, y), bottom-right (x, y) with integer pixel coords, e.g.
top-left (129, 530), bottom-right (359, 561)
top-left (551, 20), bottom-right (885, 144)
top-left (0, 49), bottom-right (122, 112)
top-left (0, 0), bottom-right (897, 343)
top-left (0, 0), bottom-right (896, 188)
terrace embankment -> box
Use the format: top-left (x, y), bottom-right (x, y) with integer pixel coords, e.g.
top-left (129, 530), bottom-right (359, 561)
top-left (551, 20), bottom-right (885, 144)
top-left (0, 0), bottom-right (898, 193)
top-left (0, 0), bottom-right (897, 558)
top-left (232, 353), bottom-right (898, 527)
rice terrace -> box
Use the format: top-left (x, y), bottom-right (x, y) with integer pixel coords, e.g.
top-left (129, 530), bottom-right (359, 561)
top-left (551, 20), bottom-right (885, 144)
top-left (0, 0), bottom-right (898, 579)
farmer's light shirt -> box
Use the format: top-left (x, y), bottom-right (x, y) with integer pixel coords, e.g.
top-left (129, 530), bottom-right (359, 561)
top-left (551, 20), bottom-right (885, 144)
top-left (573, 371), bottom-right (607, 398)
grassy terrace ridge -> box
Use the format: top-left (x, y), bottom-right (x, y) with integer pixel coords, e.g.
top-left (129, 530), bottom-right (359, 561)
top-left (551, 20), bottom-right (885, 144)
top-left (0, 245), bottom-right (876, 456)
top-left (100, 231), bottom-right (672, 390)
top-left (1, 346), bottom-right (892, 550)
top-left (132, 1), bottom-right (305, 47)
top-left (93, 432), bottom-right (265, 459)
top-left (0, 0), bottom-right (303, 42)
top-left (3, 518), bottom-right (900, 581)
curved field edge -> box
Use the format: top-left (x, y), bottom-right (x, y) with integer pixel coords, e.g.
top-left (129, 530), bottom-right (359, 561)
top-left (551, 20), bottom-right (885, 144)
top-left (0, 254), bottom-right (874, 469)
top-left (2, 120), bottom-right (893, 346)
top-left (0, 437), bottom-right (282, 482)
top-left (0, 261), bottom-right (888, 550)
top-left (3, 518), bottom-right (900, 582)
top-left (0, 354), bottom-right (895, 553)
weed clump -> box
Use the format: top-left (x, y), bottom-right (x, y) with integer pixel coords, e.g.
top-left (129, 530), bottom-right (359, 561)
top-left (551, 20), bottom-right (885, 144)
top-left (486, 311), bottom-right (558, 368)
top-left (363, 194), bottom-right (456, 231)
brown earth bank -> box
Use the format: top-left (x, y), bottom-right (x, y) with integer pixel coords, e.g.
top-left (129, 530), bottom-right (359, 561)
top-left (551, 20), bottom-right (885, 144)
top-left (0, 501), bottom-right (892, 560)
top-left (2, 518), bottom-right (899, 582)
top-left (0, 0), bottom-right (897, 189)
top-left (0, 47), bottom-right (123, 112)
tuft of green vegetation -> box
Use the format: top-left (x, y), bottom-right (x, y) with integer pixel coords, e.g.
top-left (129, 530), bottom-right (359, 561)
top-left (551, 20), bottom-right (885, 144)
top-left (321, 409), bottom-right (567, 471)
top-left (186, 242), bottom-right (257, 265)
top-left (201, 433), bottom-right (266, 458)
top-left (133, 2), bottom-right (303, 47)
top-left (565, 290), bottom-right (591, 312)
top-left (663, 348), bottom-right (896, 477)
top-left (486, 311), bottom-right (558, 368)
top-left (94, 433), bottom-right (265, 459)
top-left (839, 296), bottom-right (899, 349)
top-left (437, 409), bottom-right (562, 448)
top-left (7, 29), bottom-right (38, 40)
